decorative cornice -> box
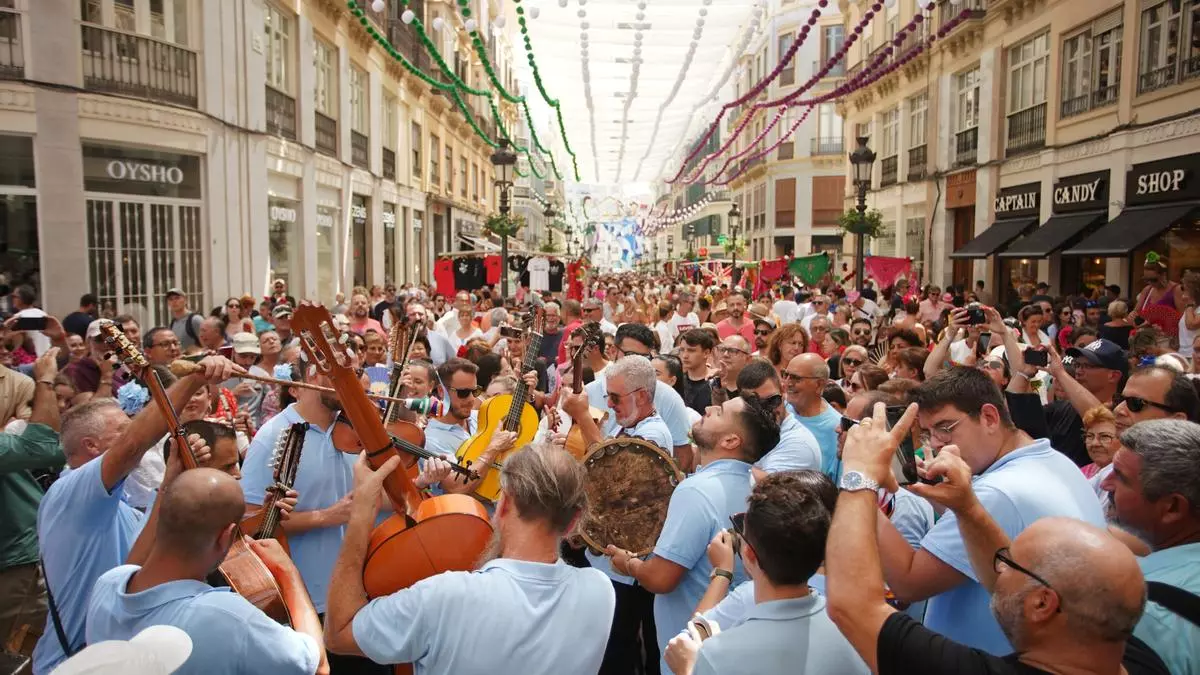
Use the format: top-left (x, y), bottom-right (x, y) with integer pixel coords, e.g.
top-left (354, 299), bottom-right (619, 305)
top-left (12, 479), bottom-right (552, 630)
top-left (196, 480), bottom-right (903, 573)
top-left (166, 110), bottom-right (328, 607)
top-left (78, 95), bottom-right (206, 134)
top-left (1000, 151), bottom-right (1042, 176)
top-left (1135, 114), bottom-right (1200, 146)
top-left (311, 0), bottom-right (344, 25)
top-left (998, 0), bottom-right (1048, 28)
top-left (1058, 138), bottom-right (1113, 162)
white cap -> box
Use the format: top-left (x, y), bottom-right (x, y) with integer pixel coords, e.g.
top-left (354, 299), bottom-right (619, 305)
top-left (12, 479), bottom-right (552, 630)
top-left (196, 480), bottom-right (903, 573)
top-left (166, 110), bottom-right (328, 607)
top-left (51, 625), bottom-right (192, 675)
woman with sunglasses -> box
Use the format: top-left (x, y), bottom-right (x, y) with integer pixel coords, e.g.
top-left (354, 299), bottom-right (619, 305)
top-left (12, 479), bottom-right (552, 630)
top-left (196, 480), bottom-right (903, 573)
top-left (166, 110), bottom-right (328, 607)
top-left (220, 296), bottom-right (254, 342)
top-left (847, 364), bottom-right (889, 396)
top-left (1046, 303), bottom-right (1074, 343)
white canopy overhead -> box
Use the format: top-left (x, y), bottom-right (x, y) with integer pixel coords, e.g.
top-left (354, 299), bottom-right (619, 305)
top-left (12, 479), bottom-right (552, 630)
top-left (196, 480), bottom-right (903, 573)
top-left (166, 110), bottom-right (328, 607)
top-left (516, 0), bottom-right (766, 188)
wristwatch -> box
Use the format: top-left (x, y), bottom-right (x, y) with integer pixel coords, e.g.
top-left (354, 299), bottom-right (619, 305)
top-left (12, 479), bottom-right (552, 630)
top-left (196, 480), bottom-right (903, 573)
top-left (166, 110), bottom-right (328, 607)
top-left (839, 470), bottom-right (880, 493)
top-left (710, 567), bottom-right (733, 582)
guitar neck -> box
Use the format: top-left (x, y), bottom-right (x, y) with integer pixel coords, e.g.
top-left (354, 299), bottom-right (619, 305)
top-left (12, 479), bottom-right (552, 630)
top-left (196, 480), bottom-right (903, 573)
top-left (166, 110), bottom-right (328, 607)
top-left (258, 422), bottom-right (306, 539)
top-left (143, 369), bottom-right (199, 470)
top-left (503, 334), bottom-right (543, 431)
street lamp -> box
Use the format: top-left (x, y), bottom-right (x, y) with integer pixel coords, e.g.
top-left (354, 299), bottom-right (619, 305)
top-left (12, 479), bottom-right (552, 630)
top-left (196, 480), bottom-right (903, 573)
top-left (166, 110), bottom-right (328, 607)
top-left (543, 203), bottom-right (555, 251)
top-left (849, 136), bottom-right (877, 292)
top-left (490, 138), bottom-right (517, 297)
top-left (728, 202), bottom-right (741, 288)
top-left (565, 224), bottom-right (574, 257)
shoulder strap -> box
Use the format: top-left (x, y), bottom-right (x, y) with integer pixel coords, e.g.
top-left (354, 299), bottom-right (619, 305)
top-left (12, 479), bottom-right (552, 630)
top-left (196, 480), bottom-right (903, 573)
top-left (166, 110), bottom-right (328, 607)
top-left (184, 312), bottom-right (200, 343)
top-left (39, 558), bottom-right (81, 657)
top-left (1147, 580), bottom-right (1200, 628)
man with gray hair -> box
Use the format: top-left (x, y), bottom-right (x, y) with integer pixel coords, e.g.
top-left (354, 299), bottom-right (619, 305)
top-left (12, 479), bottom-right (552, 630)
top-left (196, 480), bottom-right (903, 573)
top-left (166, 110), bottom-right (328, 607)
top-left (1103, 419), bottom-right (1200, 675)
top-left (783, 354), bottom-right (844, 479)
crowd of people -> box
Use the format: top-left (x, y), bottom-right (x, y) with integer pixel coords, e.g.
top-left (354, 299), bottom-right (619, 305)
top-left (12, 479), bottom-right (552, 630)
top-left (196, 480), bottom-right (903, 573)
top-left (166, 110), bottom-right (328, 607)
top-left (1, 251), bottom-right (1198, 675)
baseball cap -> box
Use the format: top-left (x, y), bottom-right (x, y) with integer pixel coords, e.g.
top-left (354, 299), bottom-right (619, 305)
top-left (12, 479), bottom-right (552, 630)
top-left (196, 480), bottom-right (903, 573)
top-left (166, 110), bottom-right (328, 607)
top-left (86, 319), bottom-right (108, 340)
top-left (165, 288), bottom-right (185, 298)
top-left (271, 304), bottom-right (293, 319)
top-left (52, 625), bottom-right (192, 675)
top-left (231, 332), bottom-right (261, 356)
top-left (1066, 339), bottom-right (1128, 372)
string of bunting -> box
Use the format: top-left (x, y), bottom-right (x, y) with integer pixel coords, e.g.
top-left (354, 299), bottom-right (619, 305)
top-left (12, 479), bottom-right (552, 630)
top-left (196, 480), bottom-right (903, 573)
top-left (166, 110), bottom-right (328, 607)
top-left (512, 0), bottom-right (582, 180)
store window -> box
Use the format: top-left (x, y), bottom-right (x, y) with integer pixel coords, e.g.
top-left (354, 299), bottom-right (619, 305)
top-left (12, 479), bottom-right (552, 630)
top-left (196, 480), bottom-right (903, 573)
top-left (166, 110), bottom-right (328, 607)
top-left (268, 198), bottom-right (300, 296)
top-left (351, 194), bottom-right (368, 287)
top-left (382, 203), bottom-right (396, 283)
top-left (83, 143), bottom-right (203, 326)
top-left (316, 205), bottom-right (337, 301)
top-left (0, 136), bottom-right (37, 291)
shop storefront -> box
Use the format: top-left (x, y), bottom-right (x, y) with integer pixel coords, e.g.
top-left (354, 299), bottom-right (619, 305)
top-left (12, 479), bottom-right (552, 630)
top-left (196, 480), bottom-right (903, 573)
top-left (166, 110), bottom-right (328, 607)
top-left (351, 194), bottom-right (369, 288)
top-left (1001, 170), bottom-right (1110, 296)
top-left (1065, 152), bottom-right (1200, 292)
top-left (382, 202), bottom-right (397, 284)
top-left (0, 135), bottom-right (38, 291)
top-left (315, 192), bottom-right (340, 301)
top-left (268, 197), bottom-right (300, 295)
top-left (951, 182), bottom-right (1040, 306)
top-left (82, 143), bottom-right (204, 327)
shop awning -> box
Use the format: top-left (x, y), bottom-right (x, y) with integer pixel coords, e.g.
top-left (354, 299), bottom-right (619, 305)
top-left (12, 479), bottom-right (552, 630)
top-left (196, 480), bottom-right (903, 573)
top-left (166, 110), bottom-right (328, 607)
top-left (1063, 202), bottom-right (1200, 257)
top-left (948, 218), bottom-right (1038, 259)
top-left (998, 211), bottom-right (1106, 259)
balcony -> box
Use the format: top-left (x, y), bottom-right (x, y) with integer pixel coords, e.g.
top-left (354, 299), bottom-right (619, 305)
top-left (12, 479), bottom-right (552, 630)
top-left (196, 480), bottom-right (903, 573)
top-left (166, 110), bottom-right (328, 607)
top-left (350, 131), bottom-right (369, 169)
top-left (939, 0), bottom-right (986, 31)
top-left (1060, 83), bottom-right (1119, 118)
top-left (1005, 102), bottom-right (1046, 156)
top-left (907, 144), bottom-right (927, 181)
top-left (738, 156), bottom-right (765, 174)
top-left (0, 8), bottom-right (24, 79)
top-left (777, 141), bottom-right (794, 160)
top-left (80, 24), bottom-right (198, 108)
top-left (1138, 57), bottom-right (1200, 95)
top-left (880, 155), bottom-right (898, 187)
top-left (315, 112), bottom-right (338, 156)
top-left (954, 127), bottom-right (978, 167)
top-left (382, 147), bottom-right (396, 180)
top-left (811, 137), bottom-right (844, 155)
top-left (264, 86), bottom-right (296, 141)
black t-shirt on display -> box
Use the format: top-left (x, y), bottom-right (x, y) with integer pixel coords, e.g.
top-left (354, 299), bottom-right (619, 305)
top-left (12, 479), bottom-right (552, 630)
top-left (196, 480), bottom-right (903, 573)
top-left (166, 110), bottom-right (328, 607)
top-left (548, 260), bottom-right (566, 292)
top-left (877, 613), bottom-right (1169, 675)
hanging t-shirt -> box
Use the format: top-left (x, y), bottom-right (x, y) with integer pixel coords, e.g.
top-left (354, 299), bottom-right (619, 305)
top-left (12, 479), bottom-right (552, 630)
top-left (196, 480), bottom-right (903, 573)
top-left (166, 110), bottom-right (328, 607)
top-left (453, 258), bottom-right (487, 291)
top-left (510, 256), bottom-right (530, 289)
top-left (484, 255), bottom-right (502, 285)
top-left (566, 261), bottom-right (584, 301)
top-left (528, 257), bottom-right (551, 292)
top-left (434, 258), bottom-right (456, 296)
top-left (548, 259), bottom-right (566, 292)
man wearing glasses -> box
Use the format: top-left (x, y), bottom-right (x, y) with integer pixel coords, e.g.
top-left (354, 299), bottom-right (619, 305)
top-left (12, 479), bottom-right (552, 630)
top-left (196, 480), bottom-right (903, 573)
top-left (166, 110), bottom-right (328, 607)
top-left (800, 296), bottom-right (832, 334)
top-left (711, 337), bottom-right (752, 407)
top-left (872, 367), bottom-right (1105, 655)
top-left (826, 403), bottom-right (1161, 675)
top-left (781, 354), bottom-right (844, 480)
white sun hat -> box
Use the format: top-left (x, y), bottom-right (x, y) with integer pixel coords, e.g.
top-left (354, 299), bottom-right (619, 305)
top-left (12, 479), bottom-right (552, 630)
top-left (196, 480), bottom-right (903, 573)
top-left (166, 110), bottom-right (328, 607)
top-left (51, 625), bottom-right (192, 675)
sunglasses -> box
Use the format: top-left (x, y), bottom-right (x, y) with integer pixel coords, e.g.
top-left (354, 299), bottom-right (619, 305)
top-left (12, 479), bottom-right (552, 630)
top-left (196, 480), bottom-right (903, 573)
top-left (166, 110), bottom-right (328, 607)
top-left (606, 387), bottom-right (645, 405)
top-left (852, 329), bottom-right (872, 336)
top-left (754, 328), bottom-right (772, 336)
top-left (1114, 393), bottom-right (1178, 414)
top-left (980, 360), bottom-right (1005, 370)
top-left (841, 358), bottom-right (863, 367)
top-left (781, 371), bottom-right (822, 382)
top-left (729, 512), bottom-right (746, 537)
top-left (450, 387), bottom-right (475, 398)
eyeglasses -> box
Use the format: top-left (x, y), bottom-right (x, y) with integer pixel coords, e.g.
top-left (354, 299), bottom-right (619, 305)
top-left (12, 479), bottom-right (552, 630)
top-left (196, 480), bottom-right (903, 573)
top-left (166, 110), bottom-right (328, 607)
top-left (606, 387), bottom-right (645, 405)
top-left (1084, 431), bottom-right (1116, 444)
top-left (980, 360), bottom-right (1005, 371)
top-left (1114, 393), bottom-right (1179, 414)
top-left (993, 547), bottom-right (1061, 611)
top-left (841, 358), bottom-right (864, 367)
top-left (920, 417), bottom-right (965, 444)
top-left (782, 370), bottom-right (822, 382)
top-left (450, 387), bottom-right (475, 398)
top-left (839, 415), bottom-right (859, 433)
top-left (717, 346), bottom-right (750, 357)
top-left (152, 339), bottom-right (180, 349)
top-left (618, 347), bottom-right (652, 359)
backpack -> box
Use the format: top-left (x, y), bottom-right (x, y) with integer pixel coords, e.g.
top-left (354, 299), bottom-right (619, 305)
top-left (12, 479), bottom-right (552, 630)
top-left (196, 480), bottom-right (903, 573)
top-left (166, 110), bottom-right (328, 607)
top-left (182, 311), bottom-right (201, 344)
top-left (1148, 580), bottom-right (1200, 628)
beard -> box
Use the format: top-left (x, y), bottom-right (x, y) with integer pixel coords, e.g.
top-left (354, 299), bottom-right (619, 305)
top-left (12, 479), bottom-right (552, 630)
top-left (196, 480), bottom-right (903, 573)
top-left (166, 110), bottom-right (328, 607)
top-left (320, 393), bottom-right (343, 412)
top-left (475, 523), bottom-right (504, 569)
top-left (990, 585), bottom-right (1031, 648)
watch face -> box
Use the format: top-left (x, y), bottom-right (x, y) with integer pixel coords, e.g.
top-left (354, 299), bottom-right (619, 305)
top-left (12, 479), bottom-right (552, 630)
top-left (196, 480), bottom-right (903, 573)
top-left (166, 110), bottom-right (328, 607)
top-left (842, 471), bottom-right (865, 489)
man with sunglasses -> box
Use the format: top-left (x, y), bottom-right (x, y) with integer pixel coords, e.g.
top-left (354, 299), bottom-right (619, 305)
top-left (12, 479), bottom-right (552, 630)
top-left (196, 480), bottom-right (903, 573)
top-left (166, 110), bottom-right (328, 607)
top-left (849, 318), bottom-right (874, 348)
top-left (873, 367), bottom-right (1105, 656)
top-left (800, 296), bottom-right (831, 334)
top-left (826, 403), bottom-right (1166, 675)
top-left (782, 354), bottom-right (844, 481)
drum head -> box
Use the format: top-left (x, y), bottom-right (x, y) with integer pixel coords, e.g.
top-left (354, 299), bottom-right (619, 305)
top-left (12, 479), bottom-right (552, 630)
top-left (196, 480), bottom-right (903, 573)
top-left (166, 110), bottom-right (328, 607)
top-left (578, 437), bottom-right (682, 557)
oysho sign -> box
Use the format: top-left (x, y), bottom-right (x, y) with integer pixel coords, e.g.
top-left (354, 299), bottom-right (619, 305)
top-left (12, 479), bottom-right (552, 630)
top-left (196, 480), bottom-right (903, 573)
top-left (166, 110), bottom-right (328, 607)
top-left (316, 209), bottom-right (336, 228)
top-left (1126, 153), bottom-right (1200, 206)
top-left (83, 143), bottom-right (201, 198)
top-left (993, 182), bottom-right (1041, 219)
top-left (105, 160), bottom-right (184, 185)
top-left (269, 204), bottom-right (297, 223)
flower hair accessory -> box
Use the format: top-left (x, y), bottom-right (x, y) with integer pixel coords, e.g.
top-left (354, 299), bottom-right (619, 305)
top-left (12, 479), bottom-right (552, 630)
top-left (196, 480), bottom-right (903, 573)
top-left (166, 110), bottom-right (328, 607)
top-left (273, 363), bottom-right (293, 380)
top-left (1144, 251), bottom-right (1167, 269)
top-left (117, 381), bottom-right (151, 416)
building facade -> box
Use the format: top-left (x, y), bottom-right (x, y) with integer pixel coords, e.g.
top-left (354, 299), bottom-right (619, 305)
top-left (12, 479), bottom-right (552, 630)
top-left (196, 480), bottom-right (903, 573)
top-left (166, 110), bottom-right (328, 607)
top-left (1, 0), bottom-right (517, 322)
top-left (838, 0), bottom-right (1200, 305)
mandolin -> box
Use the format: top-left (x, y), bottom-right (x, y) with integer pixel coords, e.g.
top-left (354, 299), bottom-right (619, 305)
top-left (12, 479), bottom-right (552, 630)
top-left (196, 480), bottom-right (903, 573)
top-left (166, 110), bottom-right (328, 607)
top-left (564, 322), bottom-right (608, 460)
top-left (290, 304), bottom-right (492, 595)
top-left (99, 323), bottom-right (293, 624)
top-left (456, 309), bottom-right (543, 501)
top-left (240, 422), bottom-right (307, 555)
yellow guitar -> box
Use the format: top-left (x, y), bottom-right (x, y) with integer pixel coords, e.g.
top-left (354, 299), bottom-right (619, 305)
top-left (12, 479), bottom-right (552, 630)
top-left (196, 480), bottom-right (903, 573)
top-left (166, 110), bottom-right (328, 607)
top-left (456, 309), bottom-right (542, 501)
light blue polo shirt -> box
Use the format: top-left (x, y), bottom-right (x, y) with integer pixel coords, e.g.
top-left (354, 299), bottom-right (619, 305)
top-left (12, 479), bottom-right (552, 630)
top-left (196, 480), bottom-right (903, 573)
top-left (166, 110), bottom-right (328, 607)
top-left (86, 565), bottom-right (319, 674)
top-left (791, 401), bottom-right (843, 480)
top-left (241, 404), bottom-right (354, 614)
top-left (694, 594), bottom-right (869, 675)
top-left (652, 458), bottom-right (752, 670)
top-left (352, 558), bottom-right (615, 674)
top-left (756, 414), bottom-right (822, 474)
top-left (919, 438), bottom-right (1104, 655)
top-left (423, 413), bottom-right (476, 459)
top-left (34, 455), bottom-right (147, 674)
top-left (585, 412), bottom-right (675, 584)
top-left (585, 375), bottom-right (692, 449)
top-left (1134, 542), bottom-right (1200, 675)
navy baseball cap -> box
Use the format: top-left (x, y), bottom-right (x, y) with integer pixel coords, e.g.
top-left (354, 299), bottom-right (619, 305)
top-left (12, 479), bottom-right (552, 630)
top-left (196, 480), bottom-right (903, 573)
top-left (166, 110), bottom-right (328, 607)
top-left (1066, 339), bottom-right (1127, 373)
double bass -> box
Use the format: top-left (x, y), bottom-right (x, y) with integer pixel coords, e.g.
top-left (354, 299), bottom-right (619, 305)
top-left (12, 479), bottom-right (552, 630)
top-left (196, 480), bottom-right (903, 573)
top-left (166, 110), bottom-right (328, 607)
top-left (99, 323), bottom-right (293, 624)
top-left (290, 304), bottom-right (492, 596)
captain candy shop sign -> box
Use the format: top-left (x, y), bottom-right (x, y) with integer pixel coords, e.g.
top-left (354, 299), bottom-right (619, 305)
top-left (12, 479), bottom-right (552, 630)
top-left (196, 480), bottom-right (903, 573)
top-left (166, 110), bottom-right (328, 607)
top-left (1126, 153), bottom-right (1200, 207)
top-left (993, 182), bottom-right (1040, 219)
top-left (1052, 171), bottom-right (1109, 213)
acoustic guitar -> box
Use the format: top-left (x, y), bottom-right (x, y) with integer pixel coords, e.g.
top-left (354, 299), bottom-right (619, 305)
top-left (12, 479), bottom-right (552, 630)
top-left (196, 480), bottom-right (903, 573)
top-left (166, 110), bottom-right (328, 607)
top-left (99, 323), bottom-right (292, 624)
top-left (564, 322), bottom-right (608, 460)
top-left (456, 309), bottom-right (543, 501)
top-left (289, 304), bottom-right (492, 597)
top-left (240, 422), bottom-right (307, 555)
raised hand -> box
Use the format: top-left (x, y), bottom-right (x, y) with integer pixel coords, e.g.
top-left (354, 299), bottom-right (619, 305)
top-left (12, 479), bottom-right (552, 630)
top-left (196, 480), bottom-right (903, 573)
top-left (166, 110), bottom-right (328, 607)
top-left (841, 402), bottom-right (919, 494)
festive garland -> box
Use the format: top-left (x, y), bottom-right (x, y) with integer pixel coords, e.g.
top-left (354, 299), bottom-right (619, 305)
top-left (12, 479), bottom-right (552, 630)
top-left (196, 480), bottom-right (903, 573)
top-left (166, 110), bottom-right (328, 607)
top-left (611, 0), bottom-right (649, 184)
top-left (713, 106), bottom-right (813, 186)
top-left (512, 0), bottom-right (582, 180)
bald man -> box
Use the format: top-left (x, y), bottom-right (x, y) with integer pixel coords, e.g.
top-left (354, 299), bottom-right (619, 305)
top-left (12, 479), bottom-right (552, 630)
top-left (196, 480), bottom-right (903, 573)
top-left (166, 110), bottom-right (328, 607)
top-left (711, 335), bottom-right (752, 405)
top-left (827, 404), bottom-right (1168, 675)
top-left (85, 469), bottom-right (328, 675)
top-left (782, 353), bottom-right (844, 480)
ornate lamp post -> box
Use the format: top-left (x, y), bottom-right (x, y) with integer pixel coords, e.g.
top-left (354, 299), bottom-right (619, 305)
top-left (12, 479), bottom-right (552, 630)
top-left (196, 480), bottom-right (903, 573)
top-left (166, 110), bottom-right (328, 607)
top-left (565, 224), bottom-right (574, 257)
top-left (543, 203), bottom-right (556, 251)
top-left (490, 138), bottom-right (517, 297)
top-left (728, 202), bottom-right (742, 288)
top-left (849, 136), bottom-right (877, 292)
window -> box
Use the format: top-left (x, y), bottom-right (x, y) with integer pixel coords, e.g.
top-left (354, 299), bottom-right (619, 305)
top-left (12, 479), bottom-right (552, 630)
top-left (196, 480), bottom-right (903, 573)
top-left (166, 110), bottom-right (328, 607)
top-left (779, 33), bottom-right (795, 64)
top-left (411, 122), bottom-right (422, 178)
top-left (350, 65), bottom-right (368, 134)
top-left (1006, 33), bottom-right (1049, 114)
top-left (908, 92), bottom-right (927, 147)
top-left (444, 144), bottom-right (453, 192)
top-left (1062, 12), bottom-right (1122, 116)
top-left (472, 163), bottom-right (479, 201)
top-left (1137, 1), bottom-right (1200, 92)
top-left (818, 103), bottom-right (843, 141)
top-left (956, 67), bottom-right (980, 131)
top-left (85, 0), bottom-right (188, 45)
top-left (264, 4), bottom-right (293, 94)
top-left (382, 95), bottom-right (397, 149)
top-left (822, 24), bottom-right (844, 62)
top-left (460, 155), bottom-right (468, 198)
top-left (430, 134), bottom-right (440, 184)
top-left (314, 38), bottom-right (337, 117)
top-left (881, 107), bottom-right (899, 157)
top-left (779, 33), bottom-right (796, 84)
